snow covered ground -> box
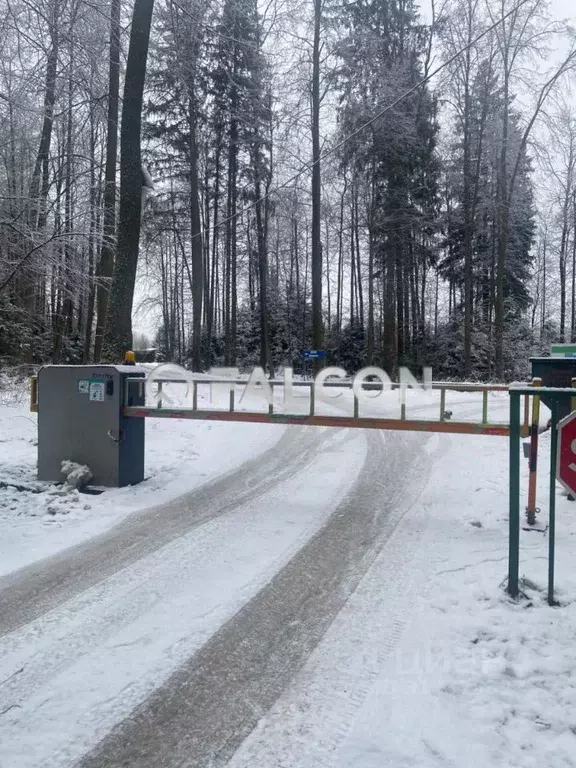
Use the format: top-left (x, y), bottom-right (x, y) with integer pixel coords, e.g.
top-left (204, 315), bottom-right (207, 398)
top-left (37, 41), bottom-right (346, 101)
top-left (0, 379), bottom-right (285, 575)
top-left (229, 423), bottom-right (576, 768)
top-left (1, 375), bottom-right (576, 767)
top-left (0, 374), bottom-right (502, 575)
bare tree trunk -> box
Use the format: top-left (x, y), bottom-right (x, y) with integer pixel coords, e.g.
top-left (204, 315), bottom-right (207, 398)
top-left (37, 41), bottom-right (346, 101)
top-left (294, 216), bottom-right (301, 320)
top-left (94, 0), bottom-right (121, 362)
top-left (354, 187), bottom-right (364, 328)
top-left (572, 195), bottom-right (576, 341)
top-left (404, 239), bottom-right (412, 356)
top-left (207, 142), bottom-right (221, 366)
top-left (434, 268), bottom-right (439, 336)
top-left (325, 218), bottom-right (331, 329)
top-left (53, 18), bottom-right (76, 362)
top-left (102, 0), bottom-right (155, 361)
top-left (83, 137), bottom-right (97, 360)
top-left (255, 174), bottom-right (272, 375)
top-left (188, 95), bottom-right (203, 371)
top-left (463, 54), bottom-right (473, 377)
top-left (542, 231), bottom-right (547, 338)
top-left (349, 198), bottom-right (355, 327)
top-left (302, 228), bottom-right (309, 347)
top-left (560, 216), bottom-right (568, 341)
top-left (495, 70), bottom-right (509, 379)
top-left (29, 0), bottom-right (60, 231)
top-left (366, 176), bottom-right (375, 363)
top-left (225, 85), bottom-right (238, 365)
top-left (382, 230), bottom-right (397, 372)
top-left (336, 183), bottom-right (345, 334)
top-left (311, 0), bottom-right (323, 363)
top-left (396, 239), bottom-right (404, 363)
top-left (559, 174), bottom-right (573, 341)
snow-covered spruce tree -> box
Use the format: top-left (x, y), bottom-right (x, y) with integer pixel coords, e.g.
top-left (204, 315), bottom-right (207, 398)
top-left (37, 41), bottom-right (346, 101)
top-left (335, 0), bottom-right (440, 374)
top-left (143, 0), bottom-right (213, 369)
top-left (208, 0), bottom-right (274, 371)
top-left (440, 78), bottom-right (536, 379)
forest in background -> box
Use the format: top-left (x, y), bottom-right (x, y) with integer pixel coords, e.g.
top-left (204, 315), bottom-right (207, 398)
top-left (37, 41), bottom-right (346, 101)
top-left (1, 0), bottom-right (576, 380)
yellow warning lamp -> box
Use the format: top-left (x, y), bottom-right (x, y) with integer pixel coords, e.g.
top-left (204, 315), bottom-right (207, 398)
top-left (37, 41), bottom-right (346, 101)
top-left (124, 350), bottom-right (136, 366)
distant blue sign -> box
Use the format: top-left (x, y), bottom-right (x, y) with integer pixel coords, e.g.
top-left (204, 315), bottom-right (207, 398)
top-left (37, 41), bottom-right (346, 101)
top-left (302, 350), bottom-right (326, 360)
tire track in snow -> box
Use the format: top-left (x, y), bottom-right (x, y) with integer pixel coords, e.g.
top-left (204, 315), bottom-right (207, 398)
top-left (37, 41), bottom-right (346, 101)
top-left (77, 429), bottom-right (439, 768)
top-left (0, 425), bottom-right (339, 638)
top-left (0, 428), bottom-right (364, 768)
top-left (228, 433), bottom-right (452, 768)
top-left (0, 428), bottom-right (357, 704)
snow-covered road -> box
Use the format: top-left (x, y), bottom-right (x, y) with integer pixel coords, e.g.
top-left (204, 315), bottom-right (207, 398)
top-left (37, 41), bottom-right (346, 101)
top-left (0, 424), bottom-right (338, 635)
top-left (76, 429), bottom-right (440, 768)
top-left (0, 419), bottom-right (438, 768)
top-left (2, 386), bottom-right (576, 768)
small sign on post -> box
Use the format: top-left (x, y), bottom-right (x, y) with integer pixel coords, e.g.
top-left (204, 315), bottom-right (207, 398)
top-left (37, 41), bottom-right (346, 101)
top-left (302, 350), bottom-right (326, 360)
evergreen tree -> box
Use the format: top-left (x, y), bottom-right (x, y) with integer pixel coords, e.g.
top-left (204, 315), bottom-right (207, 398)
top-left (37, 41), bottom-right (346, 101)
top-left (336, 0), bottom-right (440, 372)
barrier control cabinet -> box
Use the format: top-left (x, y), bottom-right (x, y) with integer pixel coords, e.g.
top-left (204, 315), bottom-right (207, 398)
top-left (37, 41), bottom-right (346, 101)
top-left (37, 365), bottom-right (146, 487)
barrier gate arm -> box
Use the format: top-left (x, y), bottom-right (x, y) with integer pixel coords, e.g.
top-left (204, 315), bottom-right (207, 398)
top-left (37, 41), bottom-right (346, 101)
top-left (123, 376), bottom-right (511, 436)
top-left (122, 405), bottom-right (511, 435)
top-left (30, 374), bottom-right (522, 437)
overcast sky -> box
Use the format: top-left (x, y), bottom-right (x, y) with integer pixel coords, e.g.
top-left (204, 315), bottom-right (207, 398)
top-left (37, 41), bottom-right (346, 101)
top-left (550, 0), bottom-right (575, 20)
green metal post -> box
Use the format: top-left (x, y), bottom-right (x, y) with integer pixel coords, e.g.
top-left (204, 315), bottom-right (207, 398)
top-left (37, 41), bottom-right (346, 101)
top-left (310, 384), bottom-right (315, 416)
top-left (354, 394), bottom-right (359, 419)
top-left (440, 388), bottom-right (446, 421)
top-left (269, 383), bottom-right (274, 416)
top-left (548, 402), bottom-right (558, 606)
top-left (401, 401), bottom-right (407, 420)
top-left (230, 388), bottom-right (235, 412)
top-left (508, 390), bottom-right (521, 598)
top-left (157, 381), bottom-right (163, 410)
top-left (192, 381), bottom-right (198, 411)
top-left (482, 390), bottom-right (488, 424)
